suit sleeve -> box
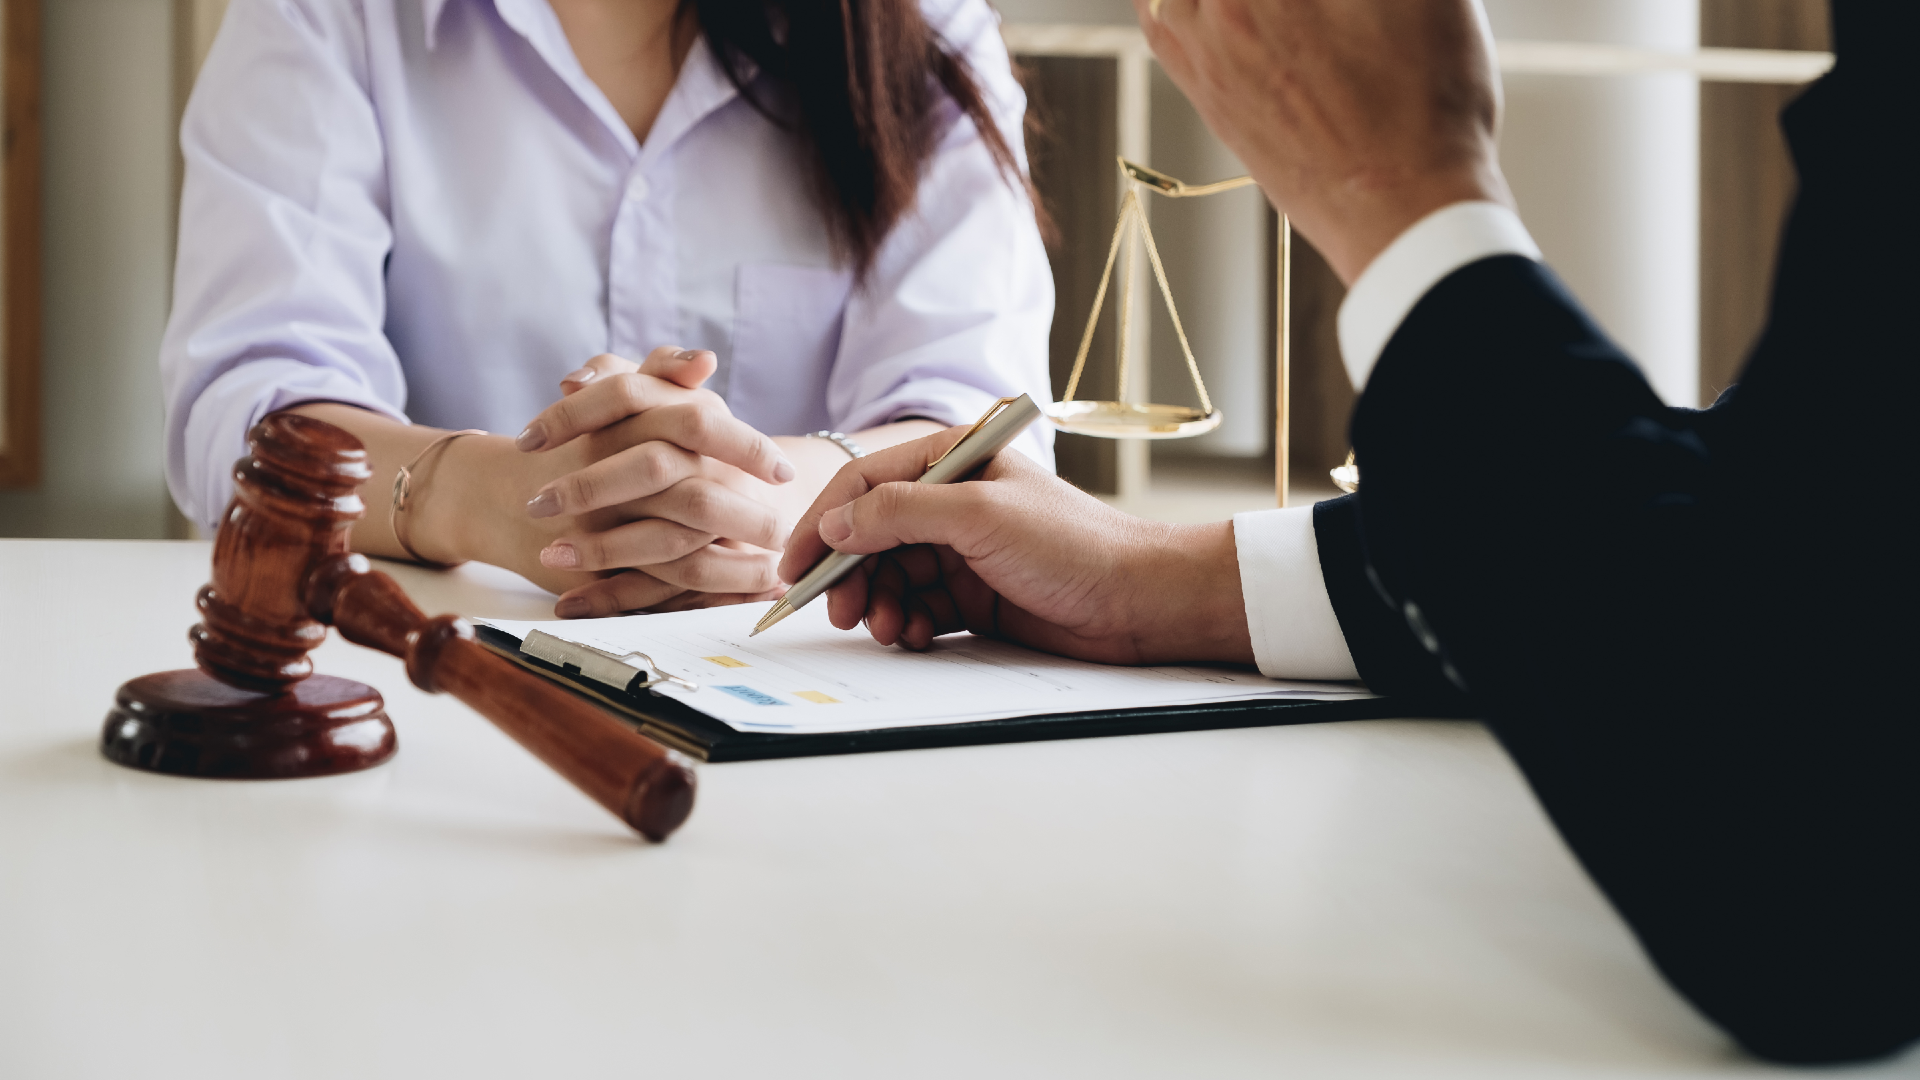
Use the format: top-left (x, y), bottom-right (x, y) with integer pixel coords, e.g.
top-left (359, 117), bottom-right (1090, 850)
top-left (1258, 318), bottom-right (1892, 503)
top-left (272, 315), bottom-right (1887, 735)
top-left (1310, 495), bottom-right (1468, 702)
top-left (1339, 255), bottom-right (1720, 705)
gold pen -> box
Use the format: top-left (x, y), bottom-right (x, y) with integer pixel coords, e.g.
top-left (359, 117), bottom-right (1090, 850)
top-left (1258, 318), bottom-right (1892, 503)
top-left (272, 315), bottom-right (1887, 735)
top-left (751, 394), bottom-right (1043, 636)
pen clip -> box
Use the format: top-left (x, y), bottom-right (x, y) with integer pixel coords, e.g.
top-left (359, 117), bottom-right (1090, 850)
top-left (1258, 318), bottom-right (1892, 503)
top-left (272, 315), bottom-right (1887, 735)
top-left (925, 397), bottom-right (1018, 473)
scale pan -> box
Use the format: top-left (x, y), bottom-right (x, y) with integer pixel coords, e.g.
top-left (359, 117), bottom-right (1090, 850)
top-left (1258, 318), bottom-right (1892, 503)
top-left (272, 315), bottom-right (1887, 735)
top-left (1043, 400), bottom-right (1223, 440)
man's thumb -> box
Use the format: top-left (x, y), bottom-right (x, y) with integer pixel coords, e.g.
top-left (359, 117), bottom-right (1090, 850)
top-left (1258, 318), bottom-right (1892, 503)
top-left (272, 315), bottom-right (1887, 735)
top-left (820, 504), bottom-right (853, 544)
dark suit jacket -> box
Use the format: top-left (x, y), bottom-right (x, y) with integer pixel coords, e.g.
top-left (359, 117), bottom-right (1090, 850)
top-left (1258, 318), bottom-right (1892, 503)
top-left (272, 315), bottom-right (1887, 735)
top-left (1309, 0), bottom-right (1915, 1063)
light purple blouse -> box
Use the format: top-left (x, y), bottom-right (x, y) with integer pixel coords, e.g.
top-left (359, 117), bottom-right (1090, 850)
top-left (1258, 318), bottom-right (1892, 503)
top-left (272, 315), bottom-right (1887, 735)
top-left (162, 0), bottom-right (1055, 529)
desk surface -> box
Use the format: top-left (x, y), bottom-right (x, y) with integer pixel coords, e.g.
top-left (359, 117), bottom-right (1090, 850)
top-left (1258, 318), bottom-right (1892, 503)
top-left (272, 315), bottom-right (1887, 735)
top-left (2, 539), bottom-right (1912, 1079)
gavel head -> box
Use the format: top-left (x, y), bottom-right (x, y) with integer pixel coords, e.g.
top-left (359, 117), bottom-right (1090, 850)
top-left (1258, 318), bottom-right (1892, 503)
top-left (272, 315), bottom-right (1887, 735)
top-left (189, 413), bottom-right (372, 693)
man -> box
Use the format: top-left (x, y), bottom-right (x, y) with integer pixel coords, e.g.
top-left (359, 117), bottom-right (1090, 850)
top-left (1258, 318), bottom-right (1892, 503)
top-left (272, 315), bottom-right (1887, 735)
top-left (778, 0), bottom-right (1915, 1063)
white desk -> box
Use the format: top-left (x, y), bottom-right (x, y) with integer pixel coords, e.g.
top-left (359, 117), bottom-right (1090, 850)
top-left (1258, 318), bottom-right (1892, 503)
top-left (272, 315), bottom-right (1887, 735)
top-left (2, 539), bottom-right (1911, 1079)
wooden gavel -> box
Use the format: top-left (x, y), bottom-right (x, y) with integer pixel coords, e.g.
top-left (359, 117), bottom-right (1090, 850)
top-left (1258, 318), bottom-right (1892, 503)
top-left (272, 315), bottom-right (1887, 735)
top-left (102, 412), bottom-right (695, 841)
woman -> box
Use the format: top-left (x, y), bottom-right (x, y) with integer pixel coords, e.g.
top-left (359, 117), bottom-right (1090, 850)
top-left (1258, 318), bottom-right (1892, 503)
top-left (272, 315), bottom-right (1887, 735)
top-left (161, 0), bottom-right (1054, 616)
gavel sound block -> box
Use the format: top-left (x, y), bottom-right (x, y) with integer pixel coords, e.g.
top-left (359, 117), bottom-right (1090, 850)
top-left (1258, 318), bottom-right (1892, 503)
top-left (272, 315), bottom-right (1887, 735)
top-left (101, 413), bottom-right (695, 841)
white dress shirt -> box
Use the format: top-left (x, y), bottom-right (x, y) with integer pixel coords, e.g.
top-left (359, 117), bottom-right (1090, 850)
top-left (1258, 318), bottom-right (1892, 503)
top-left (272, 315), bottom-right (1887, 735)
top-left (161, 0), bottom-right (1055, 531)
top-left (1236, 202), bottom-right (1541, 681)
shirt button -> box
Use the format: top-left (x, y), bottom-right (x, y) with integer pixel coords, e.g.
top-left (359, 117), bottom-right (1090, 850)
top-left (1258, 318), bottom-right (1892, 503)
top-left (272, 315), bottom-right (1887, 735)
top-left (625, 176), bottom-right (650, 203)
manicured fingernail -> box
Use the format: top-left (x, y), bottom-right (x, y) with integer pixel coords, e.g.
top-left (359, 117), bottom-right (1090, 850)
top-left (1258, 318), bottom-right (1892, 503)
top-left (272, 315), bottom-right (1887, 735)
top-left (674, 349), bottom-right (700, 362)
top-left (540, 542), bottom-right (579, 569)
top-left (560, 366), bottom-right (596, 385)
top-left (555, 597), bottom-right (591, 619)
top-left (526, 488), bottom-right (562, 519)
top-left (515, 422), bottom-right (547, 452)
top-left (773, 454), bottom-right (796, 483)
top-left (821, 505), bottom-right (852, 544)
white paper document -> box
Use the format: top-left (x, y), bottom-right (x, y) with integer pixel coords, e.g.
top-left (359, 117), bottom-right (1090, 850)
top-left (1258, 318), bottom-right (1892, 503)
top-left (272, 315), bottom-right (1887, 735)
top-left (477, 604), bottom-right (1372, 736)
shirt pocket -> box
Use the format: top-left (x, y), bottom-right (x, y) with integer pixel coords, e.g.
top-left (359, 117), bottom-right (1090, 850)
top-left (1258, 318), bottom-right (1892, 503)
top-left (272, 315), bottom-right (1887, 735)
top-left (727, 263), bottom-right (855, 436)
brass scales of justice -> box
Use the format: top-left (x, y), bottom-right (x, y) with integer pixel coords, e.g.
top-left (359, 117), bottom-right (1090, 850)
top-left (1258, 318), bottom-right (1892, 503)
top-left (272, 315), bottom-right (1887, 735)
top-left (1044, 158), bottom-right (1359, 502)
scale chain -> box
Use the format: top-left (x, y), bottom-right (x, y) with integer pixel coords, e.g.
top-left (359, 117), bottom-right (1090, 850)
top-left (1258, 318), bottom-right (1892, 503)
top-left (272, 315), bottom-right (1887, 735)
top-left (1134, 188), bottom-right (1214, 416)
top-left (1062, 174), bottom-right (1215, 416)
top-left (1061, 187), bottom-right (1134, 403)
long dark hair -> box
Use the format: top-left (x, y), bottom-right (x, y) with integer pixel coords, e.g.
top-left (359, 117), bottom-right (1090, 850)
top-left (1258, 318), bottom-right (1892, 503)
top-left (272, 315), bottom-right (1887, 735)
top-left (691, 0), bottom-right (1029, 277)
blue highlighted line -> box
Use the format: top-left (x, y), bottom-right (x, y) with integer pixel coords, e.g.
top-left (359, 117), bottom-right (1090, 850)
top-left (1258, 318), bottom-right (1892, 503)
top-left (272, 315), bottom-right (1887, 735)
top-left (716, 684), bottom-right (787, 706)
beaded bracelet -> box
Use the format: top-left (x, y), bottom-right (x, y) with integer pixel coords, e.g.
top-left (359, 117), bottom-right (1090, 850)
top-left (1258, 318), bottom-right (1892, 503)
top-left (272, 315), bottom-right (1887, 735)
top-left (805, 430), bottom-right (867, 460)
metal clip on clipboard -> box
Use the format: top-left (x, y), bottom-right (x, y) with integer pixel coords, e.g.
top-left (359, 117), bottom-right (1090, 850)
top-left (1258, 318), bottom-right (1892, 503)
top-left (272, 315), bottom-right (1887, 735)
top-left (518, 630), bottom-right (701, 695)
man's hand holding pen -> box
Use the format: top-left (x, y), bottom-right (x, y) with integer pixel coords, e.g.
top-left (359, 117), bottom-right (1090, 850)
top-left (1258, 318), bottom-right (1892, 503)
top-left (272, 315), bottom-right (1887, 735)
top-left (779, 432), bottom-right (1257, 667)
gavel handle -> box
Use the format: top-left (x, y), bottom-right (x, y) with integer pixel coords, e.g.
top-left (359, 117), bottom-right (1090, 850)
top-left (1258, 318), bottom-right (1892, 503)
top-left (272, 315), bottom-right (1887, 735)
top-left (424, 632), bottom-right (695, 841)
top-left (309, 556), bottom-right (696, 841)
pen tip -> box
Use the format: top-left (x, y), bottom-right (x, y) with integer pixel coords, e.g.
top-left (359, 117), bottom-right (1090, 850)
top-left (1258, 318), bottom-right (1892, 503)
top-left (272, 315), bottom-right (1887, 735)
top-left (751, 599), bottom-right (794, 636)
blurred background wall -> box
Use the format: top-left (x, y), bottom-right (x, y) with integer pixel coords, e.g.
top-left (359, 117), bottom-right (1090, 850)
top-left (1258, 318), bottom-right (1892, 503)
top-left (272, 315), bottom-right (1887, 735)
top-left (1489, 0), bottom-right (1701, 410)
top-left (0, 0), bottom-right (176, 538)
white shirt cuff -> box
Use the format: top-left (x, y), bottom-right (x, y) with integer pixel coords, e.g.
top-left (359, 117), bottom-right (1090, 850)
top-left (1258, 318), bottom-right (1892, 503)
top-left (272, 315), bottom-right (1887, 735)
top-left (1233, 507), bottom-right (1359, 681)
top-left (1336, 201), bottom-right (1541, 388)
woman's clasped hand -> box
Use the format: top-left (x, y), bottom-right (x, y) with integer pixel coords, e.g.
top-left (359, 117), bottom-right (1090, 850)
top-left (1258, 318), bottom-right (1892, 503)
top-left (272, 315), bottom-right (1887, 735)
top-left (514, 346), bottom-right (808, 619)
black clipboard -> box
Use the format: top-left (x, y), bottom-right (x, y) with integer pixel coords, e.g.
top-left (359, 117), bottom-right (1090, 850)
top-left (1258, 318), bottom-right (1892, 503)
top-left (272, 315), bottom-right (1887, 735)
top-left (475, 625), bottom-right (1468, 763)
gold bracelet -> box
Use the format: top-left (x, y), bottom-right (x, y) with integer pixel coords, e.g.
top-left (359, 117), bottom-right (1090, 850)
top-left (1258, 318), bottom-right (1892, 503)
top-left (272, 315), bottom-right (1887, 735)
top-left (390, 429), bottom-right (485, 568)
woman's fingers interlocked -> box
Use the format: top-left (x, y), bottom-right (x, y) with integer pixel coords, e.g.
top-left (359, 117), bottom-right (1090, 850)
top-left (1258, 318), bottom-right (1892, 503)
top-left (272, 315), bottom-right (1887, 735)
top-left (553, 548), bottom-right (785, 618)
top-left (529, 438), bottom-right (698, 519)
top-left (540, 477), bottom-right (790, 571)
top-left (643, 543), bottom-right (784, 595)
top-left (615, 401), bottom-right (793, 487)
top-left (557, 345), bottom-right (712, 397)
top-left (525, 345), bottom-right (800, 611)
top-left (554, 569), bottom-right (685, 619)
top-left (526, 407), bottom-right (794, 522)
top-left (558, 351), bottom-right (642, 396)
top-left (521, 365), bottom-right (794, 489)
top-left (542, 518), bottom-right (714, 572)
top-left (522, 367), bottom-right (690, 452)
